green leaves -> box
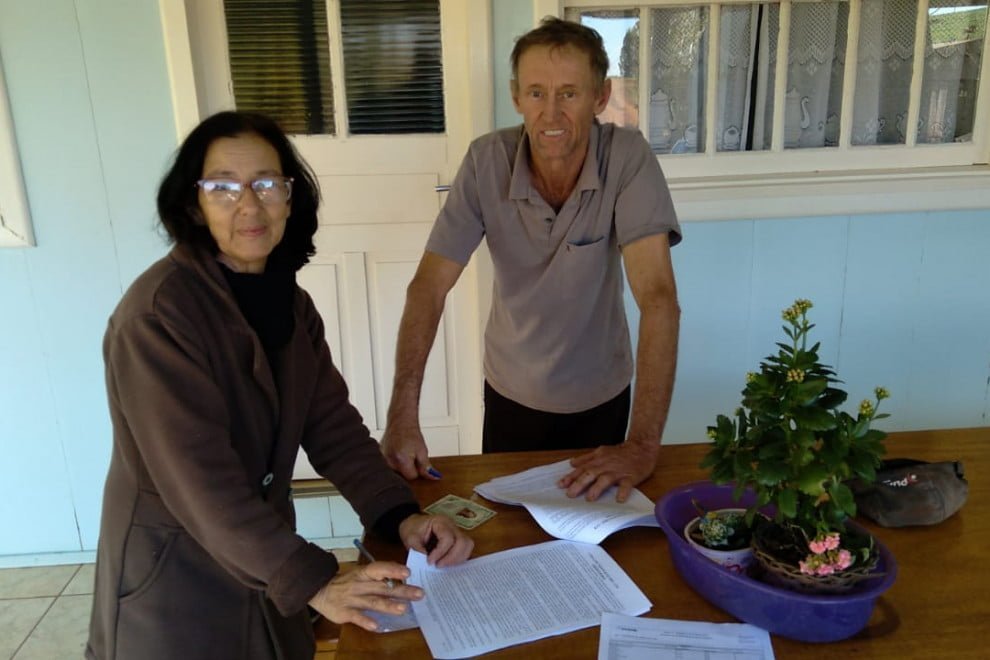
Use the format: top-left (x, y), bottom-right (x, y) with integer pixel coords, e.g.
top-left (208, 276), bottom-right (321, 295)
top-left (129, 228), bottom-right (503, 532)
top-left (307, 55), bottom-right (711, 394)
top-left (829, 482), bottom-right (857, 517)
top-left (702, 298), bottom-right (890, 538)
top-left (795, 465), bottom-right (829, 495)
top-left (790, 406), bottom-right (838, 431)
top-left (776, 490), bottom-right (798, 518)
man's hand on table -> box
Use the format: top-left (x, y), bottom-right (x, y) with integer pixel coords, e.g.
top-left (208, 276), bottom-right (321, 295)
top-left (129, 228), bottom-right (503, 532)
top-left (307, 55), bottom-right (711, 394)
top-left (380, 421), bottom-right (440, 481)
top-left (399, 513), bottom-right (474, 567)
top-left (558, 441), bottom-right (660, 502)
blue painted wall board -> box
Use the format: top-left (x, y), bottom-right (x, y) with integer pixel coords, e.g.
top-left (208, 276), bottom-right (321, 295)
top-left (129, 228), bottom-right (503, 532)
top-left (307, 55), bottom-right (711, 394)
top-left (909, 210), bottom-right (990, 429)
top-left (492, 0), bottom-right (533, 129)
top-left (0, 251), bottom-right (80, 554)
top-left (665, 220), bottom-right (756, 443)
top-left (838, 212), bottom-right (925, 431)
top-left (69, 0), bottom-right (177, 549)
top-left (0, 0), bottom-right (175, 555)
top-left (0, 0), bottom-right (119, 554)
top-left (75, 0), bottom-right (174, 290)
top-left (748, 216), bottom-right (850, 370)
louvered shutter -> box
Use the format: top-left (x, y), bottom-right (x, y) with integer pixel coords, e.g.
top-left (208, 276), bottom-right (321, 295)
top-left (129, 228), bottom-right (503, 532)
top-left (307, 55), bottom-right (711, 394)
top-left (224, 0), bottom-right (335, 135)
top-left (340, 0), bottom-right (445, 134)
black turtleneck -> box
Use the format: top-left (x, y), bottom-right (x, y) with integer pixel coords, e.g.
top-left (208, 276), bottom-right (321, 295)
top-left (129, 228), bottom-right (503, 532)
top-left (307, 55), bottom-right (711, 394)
top-left (219, 262), bottom-right (296, 373)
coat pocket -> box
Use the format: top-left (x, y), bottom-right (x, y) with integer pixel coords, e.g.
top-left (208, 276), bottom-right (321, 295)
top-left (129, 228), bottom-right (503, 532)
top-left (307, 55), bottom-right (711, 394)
top-left (115, 531), bottom-right (254, 659)
top-left (119, 526), bottom-right (178, 602)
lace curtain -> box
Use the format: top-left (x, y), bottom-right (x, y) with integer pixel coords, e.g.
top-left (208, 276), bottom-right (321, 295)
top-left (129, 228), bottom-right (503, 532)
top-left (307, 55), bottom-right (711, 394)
top-left (568, 1), bottom-right (986, 153)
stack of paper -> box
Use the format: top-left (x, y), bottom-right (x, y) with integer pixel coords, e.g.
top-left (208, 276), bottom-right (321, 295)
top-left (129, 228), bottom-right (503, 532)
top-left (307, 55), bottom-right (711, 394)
top-left (408, 541), bottom-right (651, 659)
top-left (598, 613), bottom-right (775, 659)
top-left (474, 459), bottom-right (659, 544)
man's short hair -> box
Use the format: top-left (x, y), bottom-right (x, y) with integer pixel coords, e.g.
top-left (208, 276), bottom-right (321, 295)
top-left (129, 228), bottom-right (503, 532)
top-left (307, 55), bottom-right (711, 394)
top-left (510, 16), bottom-right (609, 91)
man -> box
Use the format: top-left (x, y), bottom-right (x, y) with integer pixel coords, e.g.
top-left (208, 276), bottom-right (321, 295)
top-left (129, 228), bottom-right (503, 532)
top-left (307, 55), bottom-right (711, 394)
top-left (381, 17), bottom-right (681, 502)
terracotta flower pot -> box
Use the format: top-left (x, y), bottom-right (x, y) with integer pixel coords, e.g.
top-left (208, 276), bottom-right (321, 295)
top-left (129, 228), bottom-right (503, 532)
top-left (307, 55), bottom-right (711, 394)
top-left (655, 481), bottom-right (897, 643)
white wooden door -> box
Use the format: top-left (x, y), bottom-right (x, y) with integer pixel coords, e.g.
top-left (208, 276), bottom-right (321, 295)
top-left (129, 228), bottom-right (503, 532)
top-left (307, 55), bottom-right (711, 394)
top-left (161, 0), bottom-right (493, 477)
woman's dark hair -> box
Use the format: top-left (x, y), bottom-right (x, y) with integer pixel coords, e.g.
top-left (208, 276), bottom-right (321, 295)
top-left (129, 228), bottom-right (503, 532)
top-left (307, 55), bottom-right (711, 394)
top-left (157, 111), bottom-right (319, 271)
top-left (510, 16), bottom-right (609, 92)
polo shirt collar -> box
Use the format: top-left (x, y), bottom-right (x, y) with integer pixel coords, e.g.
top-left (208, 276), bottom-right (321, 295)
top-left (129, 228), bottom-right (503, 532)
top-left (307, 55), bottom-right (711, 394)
top-left (509, 121), bottom-right (603, 202)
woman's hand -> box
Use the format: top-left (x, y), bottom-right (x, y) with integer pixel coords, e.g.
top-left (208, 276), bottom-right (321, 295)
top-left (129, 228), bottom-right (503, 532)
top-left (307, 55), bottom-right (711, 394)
top-left (307, 562), bottom-right (422, 632)
top-left (399, 513), bottom-right (474, 567)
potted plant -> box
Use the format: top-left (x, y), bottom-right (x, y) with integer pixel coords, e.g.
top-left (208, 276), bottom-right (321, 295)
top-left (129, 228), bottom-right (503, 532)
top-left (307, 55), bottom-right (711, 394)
top-left (654, 299), bottom-right (897, 643)
top-left (701, 298), bottom-right (890, 593)
top-left (683, 501), bottom-right (754, 574)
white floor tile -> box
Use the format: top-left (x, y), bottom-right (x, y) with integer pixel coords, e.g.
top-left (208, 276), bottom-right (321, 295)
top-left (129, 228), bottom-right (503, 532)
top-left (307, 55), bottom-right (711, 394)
top-left (13, 594), bottom-right (91, 660)
top-left (0, 598), bottom-right (53, 659)
top-left (62, 564), bottom-right (95, 596)
top-left (0, 565), bottom-right (78, 599)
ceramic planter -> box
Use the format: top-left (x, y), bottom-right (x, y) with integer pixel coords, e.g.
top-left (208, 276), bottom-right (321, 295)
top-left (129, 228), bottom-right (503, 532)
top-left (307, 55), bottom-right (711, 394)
top-left (655, 481), bottom-right (897, 643)
top-left (683, 509), bottom-right (754, 574)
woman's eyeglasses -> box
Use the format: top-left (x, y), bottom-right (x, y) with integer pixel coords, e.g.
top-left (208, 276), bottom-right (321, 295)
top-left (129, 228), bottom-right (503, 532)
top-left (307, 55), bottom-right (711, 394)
top-left (196, 176), bottom-right (294, 205)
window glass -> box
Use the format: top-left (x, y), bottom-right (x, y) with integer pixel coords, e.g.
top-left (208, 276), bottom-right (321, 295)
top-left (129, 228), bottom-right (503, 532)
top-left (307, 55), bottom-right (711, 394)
top-left (718, 5), bottom-right (764, 151)
top-left (784, 1), bottom-right (849, 149)
top-left (853, 0), bottom-right (917, 146)
top-left (650, 7), bottom-right (709, 154)
top-left (565, 8), bottom-right (642, 129)
top-left (918, 0), bottom-right (987, 143)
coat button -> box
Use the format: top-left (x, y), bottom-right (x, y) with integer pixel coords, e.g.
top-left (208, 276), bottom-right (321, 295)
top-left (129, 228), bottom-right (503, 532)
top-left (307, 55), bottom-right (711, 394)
top-left (262, 473), bottom-right (274, 487)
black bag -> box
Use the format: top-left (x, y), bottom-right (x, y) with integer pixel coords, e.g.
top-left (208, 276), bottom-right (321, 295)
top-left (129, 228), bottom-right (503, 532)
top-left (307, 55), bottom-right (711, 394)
top-left (849, 459), bottom-right (968, 527)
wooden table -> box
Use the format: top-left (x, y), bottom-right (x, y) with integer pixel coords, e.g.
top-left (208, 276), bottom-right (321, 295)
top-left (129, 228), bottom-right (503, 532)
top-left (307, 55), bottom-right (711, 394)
top-left (325, 427), bottom-right (987, 658)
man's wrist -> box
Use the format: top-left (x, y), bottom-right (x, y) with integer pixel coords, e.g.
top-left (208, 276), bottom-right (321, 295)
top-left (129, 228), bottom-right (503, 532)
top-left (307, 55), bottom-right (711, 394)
top-left (623, 433), bottom-right (661, 455)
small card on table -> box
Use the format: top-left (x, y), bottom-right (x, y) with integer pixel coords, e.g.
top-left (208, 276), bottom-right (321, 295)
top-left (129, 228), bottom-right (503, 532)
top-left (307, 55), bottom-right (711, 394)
top-left (424, 494), bottom-right (496, 529)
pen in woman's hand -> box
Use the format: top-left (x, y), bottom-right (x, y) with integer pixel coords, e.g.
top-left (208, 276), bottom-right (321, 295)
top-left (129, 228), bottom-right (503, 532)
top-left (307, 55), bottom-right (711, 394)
top-left (352, 538), bottom-right (396, 590)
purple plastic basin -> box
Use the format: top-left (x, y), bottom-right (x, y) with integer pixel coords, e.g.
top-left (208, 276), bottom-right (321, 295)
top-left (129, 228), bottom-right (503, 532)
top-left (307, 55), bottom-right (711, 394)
top-left (655, 481), bottom-right (897, 643)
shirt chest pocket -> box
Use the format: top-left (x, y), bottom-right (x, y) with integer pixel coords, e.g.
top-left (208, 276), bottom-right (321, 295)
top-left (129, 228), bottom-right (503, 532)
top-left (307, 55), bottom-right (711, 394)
top-left (554, 235), bottom-right (610, 301)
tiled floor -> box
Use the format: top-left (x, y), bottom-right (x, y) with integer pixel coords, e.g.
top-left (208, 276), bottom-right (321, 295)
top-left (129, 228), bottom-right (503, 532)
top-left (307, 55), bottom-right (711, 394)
top-left (0, 563), bottom-right (94, 659)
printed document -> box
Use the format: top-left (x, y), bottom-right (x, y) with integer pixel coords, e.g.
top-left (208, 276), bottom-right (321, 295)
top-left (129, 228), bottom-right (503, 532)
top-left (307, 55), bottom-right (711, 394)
top-left (474, 459), bottom-right (659, 544)
top-left (598, 612), bottom-right (776, 660)
top-left (408, 540), bottom-right (651, 659)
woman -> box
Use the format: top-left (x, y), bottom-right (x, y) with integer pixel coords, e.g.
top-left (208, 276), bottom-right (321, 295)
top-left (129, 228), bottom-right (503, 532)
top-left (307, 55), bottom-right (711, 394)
top-left (86, 111), bottom-right (473, 660)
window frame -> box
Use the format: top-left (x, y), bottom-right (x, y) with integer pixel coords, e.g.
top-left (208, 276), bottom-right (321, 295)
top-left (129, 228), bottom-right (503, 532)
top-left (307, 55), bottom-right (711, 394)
top-left (0, 55), bottom-right (34, 247)
top-left (537, 0), bottom-right (990, 219)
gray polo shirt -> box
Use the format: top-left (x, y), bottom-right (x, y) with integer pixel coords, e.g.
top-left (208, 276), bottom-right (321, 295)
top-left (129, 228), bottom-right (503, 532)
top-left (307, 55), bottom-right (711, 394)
top-left (426, 122), bottom-right (681, 413)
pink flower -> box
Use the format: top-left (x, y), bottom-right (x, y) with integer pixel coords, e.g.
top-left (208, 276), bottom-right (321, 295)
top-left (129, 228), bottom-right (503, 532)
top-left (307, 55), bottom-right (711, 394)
top-left (799, 560), bottom-right (814, 575)
top-left (835, 550), bottom-right (852, 570)
top-left (816, 564), bottom-right (835, 576)
top-left (824, 534), bottom-right (840, 551)
top-left (809, 540), bottom-right (828, 554)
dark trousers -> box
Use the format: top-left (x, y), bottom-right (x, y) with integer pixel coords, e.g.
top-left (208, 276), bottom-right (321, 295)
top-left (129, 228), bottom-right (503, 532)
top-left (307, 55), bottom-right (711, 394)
top-left (482, 381), bottom-right (631, 453)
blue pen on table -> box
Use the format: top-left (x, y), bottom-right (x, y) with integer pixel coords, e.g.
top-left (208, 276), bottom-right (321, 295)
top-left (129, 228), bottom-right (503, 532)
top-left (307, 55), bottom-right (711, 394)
top-left (353, 539), bottom-right (396, 590)
top-left (427, 466), bottom-right (443, 479)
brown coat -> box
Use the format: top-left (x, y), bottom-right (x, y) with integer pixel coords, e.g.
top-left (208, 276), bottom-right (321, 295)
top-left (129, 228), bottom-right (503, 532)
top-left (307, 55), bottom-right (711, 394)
top-left (86, 245), bottom-right (416, 660)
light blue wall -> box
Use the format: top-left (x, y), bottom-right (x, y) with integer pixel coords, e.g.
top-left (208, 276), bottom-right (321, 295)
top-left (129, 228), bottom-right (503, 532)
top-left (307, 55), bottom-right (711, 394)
top-left (0, 0), bottom-right (987, 565)
top-left (664, 211), bottom-right (990, 444)
top-left (493, 0), bottom-right (533, 129)
top-left (0, 0), bottom-right (174, 559)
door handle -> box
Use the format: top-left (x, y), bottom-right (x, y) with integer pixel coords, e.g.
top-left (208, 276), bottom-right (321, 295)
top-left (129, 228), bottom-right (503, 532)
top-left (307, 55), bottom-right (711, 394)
top-left (435, 185), bottom-right (451, 192)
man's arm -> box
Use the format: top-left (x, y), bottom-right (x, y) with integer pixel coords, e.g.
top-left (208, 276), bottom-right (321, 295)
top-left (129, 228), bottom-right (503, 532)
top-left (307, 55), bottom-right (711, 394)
top-left (381, 251), bottom-right (465, 480)
top-left (559, 232), bottom-right (680, 501)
